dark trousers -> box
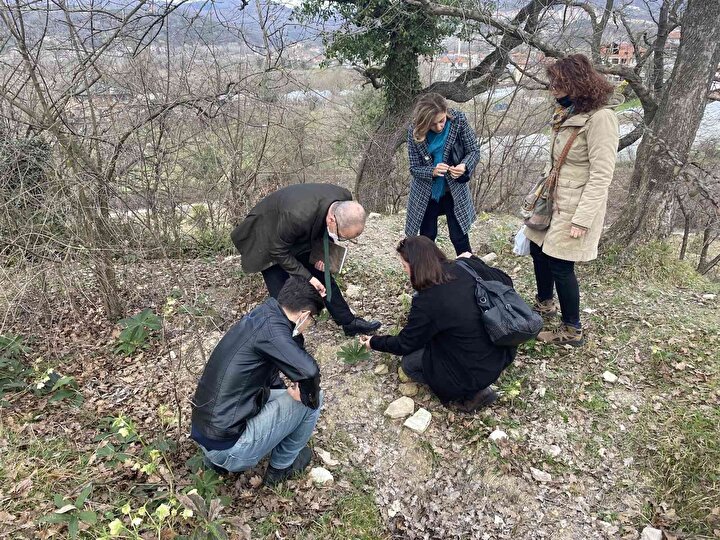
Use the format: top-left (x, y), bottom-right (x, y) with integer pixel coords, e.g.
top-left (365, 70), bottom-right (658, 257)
top-left (419, 193), bottom-right (471, 255)
top-left (529, 241), bottom-right (581, 328)
top-left (401, 348), bottom-right (428, 385)
top-left (261, 251), bottom-right (354, 326)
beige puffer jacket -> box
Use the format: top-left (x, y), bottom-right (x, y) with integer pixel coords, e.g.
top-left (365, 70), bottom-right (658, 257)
top-left (525, 101), bottom-right (620, 262)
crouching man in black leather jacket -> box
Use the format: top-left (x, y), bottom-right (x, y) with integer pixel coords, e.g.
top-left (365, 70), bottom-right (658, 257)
top-left (190, 277), bottom-right (324, 486)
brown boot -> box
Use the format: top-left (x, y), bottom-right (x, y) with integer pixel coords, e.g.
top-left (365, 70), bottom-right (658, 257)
top-left (533, 297), bottom-right (558, 320)
top-left (537, 324), bottom-right (584, 347)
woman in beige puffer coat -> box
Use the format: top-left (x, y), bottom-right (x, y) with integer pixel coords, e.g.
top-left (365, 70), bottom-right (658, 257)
top-left (524, 54), bottom-right (620, 346)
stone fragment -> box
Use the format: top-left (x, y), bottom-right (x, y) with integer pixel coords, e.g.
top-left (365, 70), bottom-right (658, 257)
top-left (368, 212), bottom-right (382, 220)
top-left (374, 364), bottom-right (389, 375)
top-left (314, 448), bottom-right (339, 467)
top-left (480, 252), bottom-right (497, 264)
top-left (384, 397), bottom-right (414, 419)
top-left (602, 371), bottom-right (618, 383)
top-left (489, 429), bottom-right (508, 442)
top-left (397, 367), bottom-right (410, 383)
top-left (344, 284), bottom-right (362, 299)
top-left (309, 467), bottom-right (334, 486)
top-left (640, 526), bottom-right (662, 540)
top-left (530, 467), bottom-right (552, 483)
top-left (403, 408), bottom-right (432, 433)
top-left (399, 382), bottom-right (419, 397)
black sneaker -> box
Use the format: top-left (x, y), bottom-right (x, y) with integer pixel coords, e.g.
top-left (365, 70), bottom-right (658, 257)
top-left (452, 387), bottom-right (498, 413)
top-left (342, 317), bottom-right (382, 337)
top-left (263, 446), bottom-right (313, 487)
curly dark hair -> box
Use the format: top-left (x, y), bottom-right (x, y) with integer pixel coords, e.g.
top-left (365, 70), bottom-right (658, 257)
top-left (547, 54), bottom-right (614, 113)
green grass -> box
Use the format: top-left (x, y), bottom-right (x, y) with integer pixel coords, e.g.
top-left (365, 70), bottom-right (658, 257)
top-left (616, 97), bottom-right (641, 112)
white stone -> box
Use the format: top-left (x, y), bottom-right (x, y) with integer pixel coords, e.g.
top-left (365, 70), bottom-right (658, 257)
top-left (314, 448), bottom-right (339, 467)
top-left (602, 371), bottom-right (618, 383)
top-left (546, 445), bottom-right (561, 458)
top-left (374, 364), bottom-right (389, 375)
top-left (309, 467), bottom-right (334, 486)
top-left (384, 397), bottom-right (415, 419)
top-left (530, 467), bottom-right (552, 483)
top-left (399, 382), bottom-right (419, 397)
top-left (489, 429), bottom-right (508, 442)
top-left (702, 293), bottom-right (716, 300)
top-left (368, 212), bottom-right (382, 220)
top-left (387, 500), bottom-right (401, 518)
top-left (344, 284), bottom-right (362, 299)
top-left (640, 526), bottom-right (663, 540)
top-left (533, 387), bottom-right (547, 398)
top-left (480, 252), bottom-right (497, 264)
top-left (404, 408), bottom-right (432, 433)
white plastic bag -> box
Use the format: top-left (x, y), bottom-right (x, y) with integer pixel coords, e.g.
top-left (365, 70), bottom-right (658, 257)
top-left (513, 225), bottom-right (531, 256)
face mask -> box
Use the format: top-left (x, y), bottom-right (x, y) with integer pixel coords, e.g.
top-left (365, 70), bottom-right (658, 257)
top-left (292, 313), bottom-right (309, 338)
top-left (327, 227), bottom-right (339, 243)
top-left (556, 95), bottom-right (573, 108)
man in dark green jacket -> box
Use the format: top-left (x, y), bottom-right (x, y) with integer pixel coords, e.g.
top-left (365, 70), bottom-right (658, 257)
top-left (231, 183), bottom-right (381, 336)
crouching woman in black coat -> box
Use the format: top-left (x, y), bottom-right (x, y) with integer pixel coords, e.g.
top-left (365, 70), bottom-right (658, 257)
top-left (359, 236), bottom-right (514, 411)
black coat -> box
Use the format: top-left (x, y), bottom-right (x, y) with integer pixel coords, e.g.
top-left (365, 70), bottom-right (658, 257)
top-left (370, 257), bottom-right (515, 403)
top-left (191, 298), bottom-right (320, 449)
top-left (231, 183), bottom-right (352, 280)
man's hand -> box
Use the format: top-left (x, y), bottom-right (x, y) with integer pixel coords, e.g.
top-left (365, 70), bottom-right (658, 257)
top-left (314, 260), bottom-right (325, 271)
top-left (432, 163), bottom-right (450, 177)
top-left (309, 276), bottom-right (327, 297)
top-left (570, 225), bottom-right (587, 238)
top-left (288, 382), bottom-right (301, 402)
top-left (358, 335), bottom-right (372, 349)
top-left (448, 163), bottom-right (466, 178)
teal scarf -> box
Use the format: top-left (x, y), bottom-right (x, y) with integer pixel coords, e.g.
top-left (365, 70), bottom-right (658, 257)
top-left (426, 119), bottom-right (452, 202)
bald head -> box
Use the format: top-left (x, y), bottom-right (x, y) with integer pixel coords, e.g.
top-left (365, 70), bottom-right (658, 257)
top-left (327, 201), bottom-right (367, 240)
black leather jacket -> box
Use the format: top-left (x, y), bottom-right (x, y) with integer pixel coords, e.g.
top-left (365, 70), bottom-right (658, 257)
top-left (190, 298), bottom-right (320, 447)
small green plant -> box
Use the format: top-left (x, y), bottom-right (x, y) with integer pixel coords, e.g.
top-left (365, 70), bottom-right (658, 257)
top-left (114, 309), bottom-right (162, 356)
top-left (40, 484), bottom-right (97, 538)
top-left (34, 368), bottom-right (83, 405)
top-left (337, 340), bottom-right (371, 365)
top-left (0, 333), bottom-right (31, 404)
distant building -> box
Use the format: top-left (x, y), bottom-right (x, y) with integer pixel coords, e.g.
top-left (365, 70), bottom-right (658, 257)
top-left (600, 42), bottom-right (638, 66)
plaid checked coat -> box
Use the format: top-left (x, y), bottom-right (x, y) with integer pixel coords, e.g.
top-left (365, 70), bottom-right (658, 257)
top-left (405, 109), bottom-right (480, 237)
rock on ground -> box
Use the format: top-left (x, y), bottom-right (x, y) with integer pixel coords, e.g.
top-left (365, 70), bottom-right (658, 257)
top-left (404, 408), bottom-right (432, 434)
top-left (399, 382), bottom-right (419, 397)
top-left (640, 526), bottom-right (663, 540)
top-left (384, 397), bottom-right (415, 419)
top-left (309, 467), bottom-right (334, 486)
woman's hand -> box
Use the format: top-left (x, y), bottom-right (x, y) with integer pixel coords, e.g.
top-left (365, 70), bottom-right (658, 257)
top-left (456, 251), bottom-right (472, 258)
top-left (358, 335), bottom-right (372, 350)
top-left (432, 163), bottom-right (450, 177)
top-left (448, 163), bottom-right (466, 178)
top-left (314, 260), bottom-right (325, 271)
top-left (570, 225), bottom-right (587, 238)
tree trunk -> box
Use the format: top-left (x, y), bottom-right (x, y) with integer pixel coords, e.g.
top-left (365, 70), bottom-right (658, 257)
top-left (606, 0), bottom-right (720, 246)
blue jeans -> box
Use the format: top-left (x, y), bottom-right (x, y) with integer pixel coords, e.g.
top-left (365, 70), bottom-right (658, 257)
top-left (199, 389), bottom-right (323, 471)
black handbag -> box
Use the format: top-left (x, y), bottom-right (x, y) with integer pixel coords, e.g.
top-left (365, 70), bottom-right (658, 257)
top-left (448, 136), bottom-right (471, 183)
top-left (456, 259), bottom-right (543, 347)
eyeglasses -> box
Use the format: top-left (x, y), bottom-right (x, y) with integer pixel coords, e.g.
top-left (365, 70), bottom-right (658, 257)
top-left (334, 214), bottom-right (359, 244)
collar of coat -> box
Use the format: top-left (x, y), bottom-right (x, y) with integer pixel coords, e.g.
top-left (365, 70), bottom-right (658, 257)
top-left (558, 95), bottom-right (624, 129)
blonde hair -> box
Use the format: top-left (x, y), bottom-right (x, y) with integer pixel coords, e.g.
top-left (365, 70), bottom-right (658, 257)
top-left (411, 93), bottom-right (454, 143)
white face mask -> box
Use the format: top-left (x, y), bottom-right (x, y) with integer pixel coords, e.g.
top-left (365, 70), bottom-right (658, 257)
top-left (292, 313), bottom-right (310, 338)
top-left (327, 227), bottom-right (339, 243)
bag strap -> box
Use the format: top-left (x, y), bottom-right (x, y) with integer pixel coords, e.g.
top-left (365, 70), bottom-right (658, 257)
top-left (455, 259), bottom-right (481, 281)
top-left (545, 127), bottom-right (580, 197)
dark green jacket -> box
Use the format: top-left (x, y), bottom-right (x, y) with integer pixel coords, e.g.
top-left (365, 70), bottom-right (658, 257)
top-left (231, 183), bottom-right (352, 280)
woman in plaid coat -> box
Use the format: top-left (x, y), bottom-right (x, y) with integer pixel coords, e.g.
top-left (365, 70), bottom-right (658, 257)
top-left (406, 93), bottom-right (480, 255)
